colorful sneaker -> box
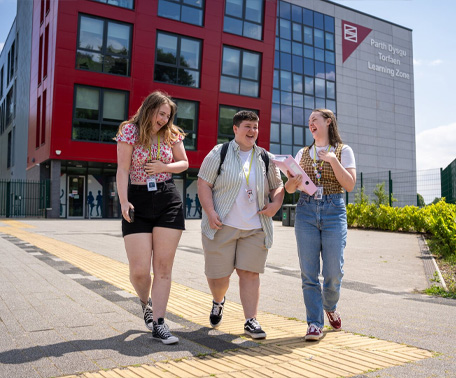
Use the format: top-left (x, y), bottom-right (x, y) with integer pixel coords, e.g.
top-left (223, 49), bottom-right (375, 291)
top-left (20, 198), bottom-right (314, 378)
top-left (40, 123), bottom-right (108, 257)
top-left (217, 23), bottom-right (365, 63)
top-left (244, 318), bottom-right (267, 339)
top-left (305, 324), bottom-right (323, 341)
top-left (152, 318), bottom-right (179, 345)
top-left (141, 298), bottom-right (153, 331)
top-left (209, 297), bottom-right (225, 328)
top-left (325, 310), bottom-right (342, 331)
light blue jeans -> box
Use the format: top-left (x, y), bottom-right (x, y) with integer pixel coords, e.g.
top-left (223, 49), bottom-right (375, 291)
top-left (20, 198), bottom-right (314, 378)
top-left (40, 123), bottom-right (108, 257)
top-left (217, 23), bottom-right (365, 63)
top-left (294, 193), bottom-right (347, 329)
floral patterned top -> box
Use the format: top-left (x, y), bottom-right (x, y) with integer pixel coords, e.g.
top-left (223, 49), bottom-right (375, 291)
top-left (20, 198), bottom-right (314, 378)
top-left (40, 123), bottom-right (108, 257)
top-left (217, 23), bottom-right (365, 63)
top-left (116, 123), bottom-right (184, 183)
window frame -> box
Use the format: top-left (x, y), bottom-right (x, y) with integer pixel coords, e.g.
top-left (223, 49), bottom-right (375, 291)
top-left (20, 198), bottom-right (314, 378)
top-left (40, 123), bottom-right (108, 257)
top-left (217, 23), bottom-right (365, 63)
top-left (220, 45), bottom-right (262, 98)
top-left (72, 84), bottom-right (129, 143)
top-left (174, 98), bottom-right (199, 151)
top-left (76, 14), bottom-right (133, 77)
top-left (154, 31), bottom-right (202, 88)
top-left (157, 0), bottom-right (205, 27)
top-left (224, 0), bottom-right (264, 41)
top-left (89, 0), bottom-right (135, 10)
top-left (217, 105), bottom-right (259, 144)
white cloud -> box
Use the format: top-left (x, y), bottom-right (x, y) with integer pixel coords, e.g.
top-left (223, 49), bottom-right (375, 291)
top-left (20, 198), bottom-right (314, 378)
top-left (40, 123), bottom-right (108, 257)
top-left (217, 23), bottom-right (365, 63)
top-left (413, 58), bottom-right (422, 66)
top-left (416, 122), bottom-right (456, 171)
top-left (430, 59), bottom-right (443, 66)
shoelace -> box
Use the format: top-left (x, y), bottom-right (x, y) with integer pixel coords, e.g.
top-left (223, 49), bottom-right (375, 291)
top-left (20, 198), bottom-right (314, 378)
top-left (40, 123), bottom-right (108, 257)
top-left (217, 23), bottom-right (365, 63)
top-left (308, 324), bottom-right (320, 333)
top-left (211, 302), bottom-right (223, 316)
top-left (155, 322), bottom-right (172, 338)
top-left (143, 305), bottom-right (153, 325)
top-left (327, 311), bottom-right (340, 321)
top-left (249, 318), bottom-right (261, 330)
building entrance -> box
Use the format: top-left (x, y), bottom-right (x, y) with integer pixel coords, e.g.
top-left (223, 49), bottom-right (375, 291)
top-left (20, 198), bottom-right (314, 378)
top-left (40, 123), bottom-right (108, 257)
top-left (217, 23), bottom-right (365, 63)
top-left (67, 175), bottom-right (85, 218)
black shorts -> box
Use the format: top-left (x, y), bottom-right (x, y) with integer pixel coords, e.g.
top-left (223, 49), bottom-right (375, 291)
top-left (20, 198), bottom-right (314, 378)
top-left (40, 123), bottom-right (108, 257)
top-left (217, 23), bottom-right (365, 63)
top-left (122, 179), bottom-right (185, 237)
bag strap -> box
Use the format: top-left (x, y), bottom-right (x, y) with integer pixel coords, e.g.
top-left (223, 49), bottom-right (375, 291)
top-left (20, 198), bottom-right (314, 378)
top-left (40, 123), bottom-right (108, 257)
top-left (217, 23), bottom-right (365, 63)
top-left (217, 142), bottom-right (269, 177)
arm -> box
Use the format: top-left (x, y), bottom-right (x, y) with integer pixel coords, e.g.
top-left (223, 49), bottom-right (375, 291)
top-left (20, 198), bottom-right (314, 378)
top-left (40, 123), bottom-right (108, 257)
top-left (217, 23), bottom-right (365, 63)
top-left (318, 150), bottom-right (357, 192)
top-left (258, 185), bottom-right (285, 217)
top-left (197, 178), bottom-right (222, 230)
top-left (116, 142), bottom-right (134, 222)
top-left (284, 172), bottom-right (302, 194)
top-left (144, 141), bottom-right (189, 175)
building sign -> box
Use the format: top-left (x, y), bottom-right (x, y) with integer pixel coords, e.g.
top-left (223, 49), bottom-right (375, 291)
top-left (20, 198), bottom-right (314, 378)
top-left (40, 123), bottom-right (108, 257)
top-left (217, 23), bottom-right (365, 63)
top-left (342, 20), bottom-right (411, 80)
top-left (342, 21), bottom-right (372, 63)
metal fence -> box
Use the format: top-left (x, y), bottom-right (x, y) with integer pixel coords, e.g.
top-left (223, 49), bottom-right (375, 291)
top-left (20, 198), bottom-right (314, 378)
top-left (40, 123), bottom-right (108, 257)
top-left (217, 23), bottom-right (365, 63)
top-left (0, 179), bottom-right (50, 218)
top-left (441, 160), bottom-right (456, 204)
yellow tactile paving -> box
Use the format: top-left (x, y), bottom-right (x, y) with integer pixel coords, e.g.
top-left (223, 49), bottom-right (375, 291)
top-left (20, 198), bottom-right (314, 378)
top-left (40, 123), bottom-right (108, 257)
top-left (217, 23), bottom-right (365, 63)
top-left (0, 221), bottom-right (433, 378)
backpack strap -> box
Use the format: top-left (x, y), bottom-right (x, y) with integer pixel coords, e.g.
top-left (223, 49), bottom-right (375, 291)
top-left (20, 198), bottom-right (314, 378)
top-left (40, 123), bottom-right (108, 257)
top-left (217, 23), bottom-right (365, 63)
top-left (217, 142), bottom-right (269, 177)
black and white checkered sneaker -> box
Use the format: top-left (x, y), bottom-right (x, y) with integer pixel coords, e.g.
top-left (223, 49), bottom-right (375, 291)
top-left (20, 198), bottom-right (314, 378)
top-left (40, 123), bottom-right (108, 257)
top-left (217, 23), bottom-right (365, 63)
top-left (141, 298), bottom-right (153, 331)
top-left (244, 318), bottom-right (266, 339)
top-left (210, 297), bottom-right (225, 328)
top-left (152, 318), bottom-right (179, 344)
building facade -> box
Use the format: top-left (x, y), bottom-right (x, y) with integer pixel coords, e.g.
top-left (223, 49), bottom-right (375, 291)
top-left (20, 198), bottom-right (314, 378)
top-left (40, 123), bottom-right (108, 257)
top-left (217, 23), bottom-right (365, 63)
top-left (0, 0), bottom-right (415, 218)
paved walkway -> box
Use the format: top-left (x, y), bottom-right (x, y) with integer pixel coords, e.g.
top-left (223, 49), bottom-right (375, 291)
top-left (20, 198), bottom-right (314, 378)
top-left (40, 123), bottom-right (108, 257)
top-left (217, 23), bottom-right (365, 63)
top-left (0, 219), bottom-right (454, 378)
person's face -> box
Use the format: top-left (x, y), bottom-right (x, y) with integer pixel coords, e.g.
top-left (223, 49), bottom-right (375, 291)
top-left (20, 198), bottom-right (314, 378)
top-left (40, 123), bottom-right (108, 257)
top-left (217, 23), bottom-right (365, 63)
top-left (308, 111), bottom-right (331, 141)
top-left (152, 103), bottom-right (171, 134)
top-left (233, 119), bottom-right (259, 151)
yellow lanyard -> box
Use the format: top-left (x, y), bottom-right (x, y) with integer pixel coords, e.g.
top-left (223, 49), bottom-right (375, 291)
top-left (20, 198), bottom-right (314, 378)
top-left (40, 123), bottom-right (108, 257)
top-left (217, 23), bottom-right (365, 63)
top-left (149, 134), bottom-right (160, 161)
top-left (243, 150), bottom-right (254, 186)
top-left (313, 144), bottom-right (331, 184)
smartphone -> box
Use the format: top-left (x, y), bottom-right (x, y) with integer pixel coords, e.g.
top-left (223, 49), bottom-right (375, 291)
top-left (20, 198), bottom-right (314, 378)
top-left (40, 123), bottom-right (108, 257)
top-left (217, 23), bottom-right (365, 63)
top-left (128, 208), bottom-right (135, 223)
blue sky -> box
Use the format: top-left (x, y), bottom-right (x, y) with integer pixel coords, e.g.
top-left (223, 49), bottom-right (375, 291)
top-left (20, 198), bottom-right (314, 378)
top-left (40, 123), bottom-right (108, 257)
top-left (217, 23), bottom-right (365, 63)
top-left (1, 0), bottom-right (455, 172)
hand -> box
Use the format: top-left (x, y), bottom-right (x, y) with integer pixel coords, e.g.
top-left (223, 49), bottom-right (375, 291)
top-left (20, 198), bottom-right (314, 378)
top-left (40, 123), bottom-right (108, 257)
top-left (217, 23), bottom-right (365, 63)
top-left (317, 150), bottom-right (336, 163)
top-left (144, 160), bottom-right (166, 176)
top-left (286, 171), bottom-right (302, 187)
top-left (208, 210), bottom-right (222, 230)
top-left (258, 202), bottom-right (280, 217)
top-left (121, 202), bottom-right (134, 223)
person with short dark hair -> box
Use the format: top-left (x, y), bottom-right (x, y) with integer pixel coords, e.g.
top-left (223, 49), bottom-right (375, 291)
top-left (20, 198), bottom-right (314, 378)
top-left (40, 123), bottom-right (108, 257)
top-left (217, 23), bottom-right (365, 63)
top-left (285, 109), bottom-right (356, 341)
top-left (115, 91), bottom-right (188, 345)
top-left (197, 110), bottom-right (284, 339)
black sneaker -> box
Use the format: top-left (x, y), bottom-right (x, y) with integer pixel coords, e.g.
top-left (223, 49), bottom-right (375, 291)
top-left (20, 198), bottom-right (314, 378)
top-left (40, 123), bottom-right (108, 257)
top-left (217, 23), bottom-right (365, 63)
top-left (244, 318), bottom-right (266, 339)
top-left (141, 298), bottom-right (153, 331)
top-left (152, 318), bottom-right (179, 345)
top-left (209, 297), bottom-right (225, 328)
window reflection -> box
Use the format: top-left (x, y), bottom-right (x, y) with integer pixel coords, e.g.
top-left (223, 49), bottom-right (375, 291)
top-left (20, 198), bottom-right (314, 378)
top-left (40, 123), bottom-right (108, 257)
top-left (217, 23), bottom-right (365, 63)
top-left (224, 0), bottom-right (263, 40)
top-left (158, 0), bottom-right (204, 26)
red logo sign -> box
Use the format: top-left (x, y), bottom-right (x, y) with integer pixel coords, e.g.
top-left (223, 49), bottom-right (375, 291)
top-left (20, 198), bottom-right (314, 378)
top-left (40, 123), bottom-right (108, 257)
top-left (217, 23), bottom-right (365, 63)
top-left (342, 21), bottom-right (372, 63)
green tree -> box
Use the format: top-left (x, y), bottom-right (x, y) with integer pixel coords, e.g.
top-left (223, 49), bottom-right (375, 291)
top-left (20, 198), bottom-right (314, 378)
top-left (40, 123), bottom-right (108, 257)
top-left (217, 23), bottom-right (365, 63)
top-left (417, 193), bottom-right (425, 207)
top-left (354, 187), bottom-right (369, 205)
top-left (373, 182), bottom-right (389, 206)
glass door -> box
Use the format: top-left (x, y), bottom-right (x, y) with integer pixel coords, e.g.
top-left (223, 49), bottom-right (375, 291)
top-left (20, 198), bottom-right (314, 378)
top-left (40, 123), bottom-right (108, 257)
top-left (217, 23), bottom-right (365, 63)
top-left (68, 176), bottom-right (85, 218)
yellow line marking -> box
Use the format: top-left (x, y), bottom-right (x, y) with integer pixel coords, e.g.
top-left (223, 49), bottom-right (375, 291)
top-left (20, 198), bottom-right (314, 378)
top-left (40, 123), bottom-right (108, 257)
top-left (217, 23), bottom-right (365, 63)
top-left (0, 223), bottom-right (433, 378)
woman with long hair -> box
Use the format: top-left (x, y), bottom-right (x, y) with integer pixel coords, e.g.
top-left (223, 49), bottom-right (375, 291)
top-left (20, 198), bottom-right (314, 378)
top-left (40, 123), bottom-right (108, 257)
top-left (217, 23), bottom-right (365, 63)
top-left (115, 91), bottom-right (188, 344)
top-left (285, 109), bottom-right (356, 341)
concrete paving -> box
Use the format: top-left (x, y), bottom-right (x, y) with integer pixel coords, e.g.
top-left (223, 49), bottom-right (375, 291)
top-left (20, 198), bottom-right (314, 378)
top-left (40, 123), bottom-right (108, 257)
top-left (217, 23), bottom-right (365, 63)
top-left (0, 218), bottom-right (454, 378)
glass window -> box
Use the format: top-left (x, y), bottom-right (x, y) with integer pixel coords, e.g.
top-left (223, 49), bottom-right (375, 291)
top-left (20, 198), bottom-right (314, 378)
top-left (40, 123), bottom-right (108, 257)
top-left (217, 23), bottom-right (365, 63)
top-left (273, 89), bottom-right (280, 103)
top-left (304, 58), bottom-right (314, 76)
top-left (218, 105), bottom-right (258, 143)
top-left (326, 63), bottom-right (335, 81)
top-left (270, 122), bottom-right (280, 143)
top-left (279, 19), bottom-right (291, 40)
top-left (274, 51), bottom-right (280, 69)
top-left (221, 46), bottom-right (261, 97)
top-left (315, 97), bottom-right (325, 109)
top-left (155, 31), bottom-right (202, 88)
top-left (304, 95), bottom-right (314, 109)
top-left (281, 91), bottom-right (292, 106)
top-left (280, 70), bottom-right (292, 91)
top-left (314, 29), bottom-right (324, 49)
top-left (273, 69), bottom-right (279, 88)
top-left (280, 52), bottom-right (291, 71)
top-left (6, 86), bottom-right (15, 125)
top-left (303, 45), bottom-right (313, 59)
top-left (292, 55), bottom-right (303, 74)
top-left (174, 99), bottom-right (198, 150)
top-left (279, 1), bottom-right (291, 19)
top-left (293, 93), bottom-right (303, 108)
top-left (304, 26), bottom-right (313, 45)
top-left (324, 15), bottom-right (335, 33)
top-left (292, 23), bottom-right (302, 42)
top-left (294, 126), bottom-right (303, 145)
top-left (293, 73), bottom-right (303, 93)
top-left (293, 107), bottom-right (303, 125)
top-left (314, 48), bottom-right (324, 62)
top-left (314, 12), bottom-right (323, 29)
top-left (325, 50), bottom-right (335, 64)
top-left (326, 100), bottom-right (336, 113)
top-left (303, 9), bottom-right (313, 26)
top-left (280, 39), bottom-right (291, 53)
top-left (315, 78), bottom-right (325, 98)
top-left (76, 15), bottom-right (132, 76)
top-left (304, 76), bottom-right (313, 95)
top-left (326, 81), bottom-right (335, 99)
top-left (91, 0), bottom-right (134, 10)
top-left (281, 123), bottom-right (292, 144)
top-left (73, 85), bottom-right (128, 143)
top-left (292, 42), bottom-right (302, 56)
top-left (315, 61), bottom-right (325, 78)
top-left (224, 0), bottom-right (263, 40)
top-left (158, 0), bottom-right (204, 26)
top-left (325, 32), bottom-right (334, 51)
top-left (291, 4), bottom-right (302, 23)
top-left (305, 126), bottom-right (313, 145)
top-left (281, 105), bottom-right (292, 123)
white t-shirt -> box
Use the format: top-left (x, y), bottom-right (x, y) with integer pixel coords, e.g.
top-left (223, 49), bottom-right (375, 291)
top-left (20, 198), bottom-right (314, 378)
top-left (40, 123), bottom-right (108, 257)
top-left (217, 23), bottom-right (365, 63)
top-left (224, 149), bottom-right (262, 230)
top-left (294, 144), bottom-right (356, 169)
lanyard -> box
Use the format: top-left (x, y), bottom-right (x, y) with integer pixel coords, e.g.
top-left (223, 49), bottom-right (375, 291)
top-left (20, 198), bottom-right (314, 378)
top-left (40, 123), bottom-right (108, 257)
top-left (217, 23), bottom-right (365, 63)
top-left (243, 150), bottom-right (254, 186)
top-left (313, 144), bottom-right (331, 183)
top-left (149, 134), bottom-right (160, 161)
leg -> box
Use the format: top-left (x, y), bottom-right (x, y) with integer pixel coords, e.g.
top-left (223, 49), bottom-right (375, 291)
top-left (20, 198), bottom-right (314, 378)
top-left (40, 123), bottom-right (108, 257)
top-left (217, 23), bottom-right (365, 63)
top-left (236, 269), bottom-right (260, 319)
top-left (151, 227), bottom-right (182, 320)
top-left (295, 201), bottom-right (324, 328)
top-left (124, 233), bottom-right (153, 304)
top-left (207, 276), bottom-right (230, 303)
top-left (321, 200), bottom-right (347, 313)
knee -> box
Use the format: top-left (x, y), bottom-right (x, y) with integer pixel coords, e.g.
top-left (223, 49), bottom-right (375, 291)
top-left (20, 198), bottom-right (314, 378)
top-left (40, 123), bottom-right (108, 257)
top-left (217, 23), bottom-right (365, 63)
top-left (153, 261), bottom-right (173, 280)
top-left (236, 269), bottom-right (259, 281)
top-left (130, 268), bottom-right (150, 283)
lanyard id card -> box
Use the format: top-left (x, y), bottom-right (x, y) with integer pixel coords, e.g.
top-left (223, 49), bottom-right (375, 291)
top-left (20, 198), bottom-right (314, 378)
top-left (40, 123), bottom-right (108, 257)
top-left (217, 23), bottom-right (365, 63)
top-left (146, 176), bottom-right (157, 191)
top-left (314, 186), bottom-right (324, 200)
top-left (245, 188), bottom-right (254, 203)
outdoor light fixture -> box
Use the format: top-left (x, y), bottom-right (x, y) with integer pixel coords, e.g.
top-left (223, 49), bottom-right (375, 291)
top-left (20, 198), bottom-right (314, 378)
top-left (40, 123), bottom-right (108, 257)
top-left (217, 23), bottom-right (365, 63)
top-left (55, 150), bottom-right (61, 155)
